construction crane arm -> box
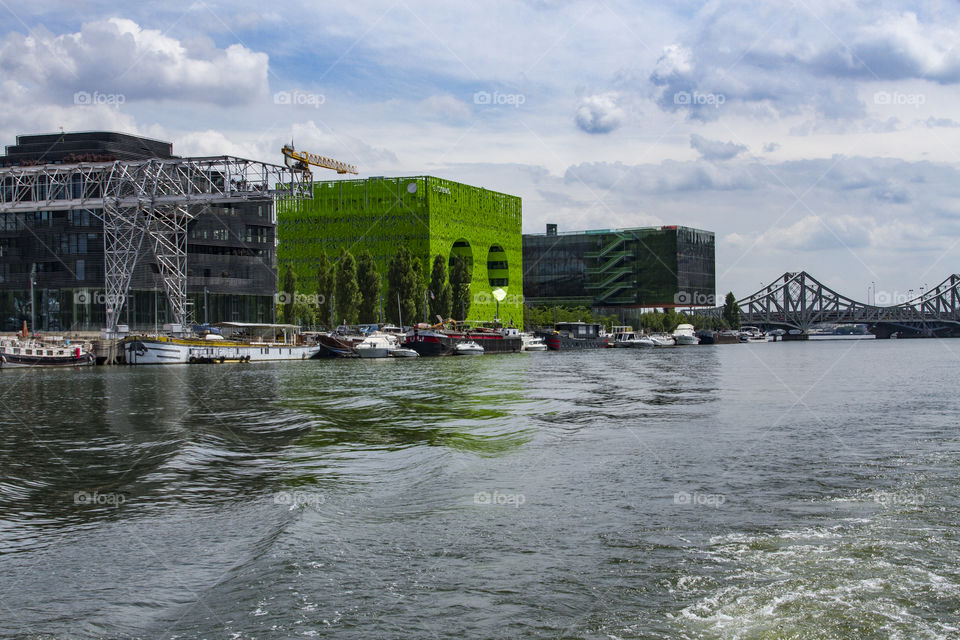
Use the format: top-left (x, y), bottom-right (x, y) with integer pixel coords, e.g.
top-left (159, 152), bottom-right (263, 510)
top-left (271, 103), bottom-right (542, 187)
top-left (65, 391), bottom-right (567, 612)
top-left (281, 144), bottom-right (358, 175)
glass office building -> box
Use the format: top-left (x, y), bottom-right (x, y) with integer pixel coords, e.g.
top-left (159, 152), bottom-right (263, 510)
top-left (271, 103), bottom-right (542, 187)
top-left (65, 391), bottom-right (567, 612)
top-left (522, 224), bottom-right (715, 309)
top-left (0, 132), bottom-right (277, 331)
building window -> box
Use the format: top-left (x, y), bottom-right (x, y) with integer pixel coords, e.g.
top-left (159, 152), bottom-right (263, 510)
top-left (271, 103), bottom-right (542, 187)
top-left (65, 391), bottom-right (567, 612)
top-left (75, 259), bottom-right (85, 281)
top-left (69, 210), bottom-right (93, 227)
top-left (245, 226), bottom-right (269, 243)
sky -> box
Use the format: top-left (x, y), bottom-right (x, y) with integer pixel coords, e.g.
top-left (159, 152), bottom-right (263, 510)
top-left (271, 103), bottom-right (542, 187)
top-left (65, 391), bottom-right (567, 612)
top-left (2, 0), bottom-right (959, 302)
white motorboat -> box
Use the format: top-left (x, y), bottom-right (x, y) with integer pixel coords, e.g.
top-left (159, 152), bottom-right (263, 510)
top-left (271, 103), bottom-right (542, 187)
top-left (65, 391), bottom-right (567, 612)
top-left (355, 333), bottom-right (398, 358)
top-left (453, 341), bottom-right (484, 355)
top-left (648, 333), bottom-right (676, 347)
top-left (672, 323), bottom-right (700, 345)
top-left (738, 326), bottom-right (767, 343)
top-left (634, 335), bottom-right (656, 348)
top-left (612, 327), bottom-right (646, 348)
top-left (389, 347), bottom-right (420, 357)
top-left (521, 333), bottom-right (547, 351)
top-left (611, 326), bottom-right (640, 348)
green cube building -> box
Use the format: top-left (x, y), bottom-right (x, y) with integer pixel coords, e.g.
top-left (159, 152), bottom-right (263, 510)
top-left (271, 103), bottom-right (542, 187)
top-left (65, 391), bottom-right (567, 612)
top-left (277, 176), bottom-right (523, 326)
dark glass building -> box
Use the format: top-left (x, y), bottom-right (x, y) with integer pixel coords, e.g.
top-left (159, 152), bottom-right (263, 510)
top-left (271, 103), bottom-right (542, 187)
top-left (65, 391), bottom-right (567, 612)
top-left (0, 132), bottom-right (276, 331)
top-left (522, 224), bottom-right (715, 310)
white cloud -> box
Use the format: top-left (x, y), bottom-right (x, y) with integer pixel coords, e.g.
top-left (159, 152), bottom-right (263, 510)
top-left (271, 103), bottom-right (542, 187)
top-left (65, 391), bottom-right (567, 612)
top-left (690, 134), bottom-right (747, 161)
top-left (419, 94), bottom-right (472, 123)
top-left (574, 92), bottom-right (625, 134)
top-left (646, 3), bottom-right (960, 121)
top-left (0, 18), bottom-right (269, 105)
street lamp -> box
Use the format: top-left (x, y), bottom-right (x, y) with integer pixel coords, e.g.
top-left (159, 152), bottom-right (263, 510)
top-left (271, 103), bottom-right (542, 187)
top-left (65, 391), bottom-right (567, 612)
top-left (29, 263), bottom-right (36, 333)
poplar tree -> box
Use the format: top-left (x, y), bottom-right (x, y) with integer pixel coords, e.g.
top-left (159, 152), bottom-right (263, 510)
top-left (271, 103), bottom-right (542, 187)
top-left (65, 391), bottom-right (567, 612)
top-left (723, 291), bottom-right (740, 329)
top-left (356, 250), bottom-right (382, 324)
top-left (386, 247), bottom-right (417, 327)
top-left (316, 250), bottom-right (335, 327)
top-left (411, 259), bottom-right (427, 324)
top-left (429, 254), bottom-right (452, 321)
top-left (281, 264), bottom-right (296, 324)
top-left (450, 255), bottom-right (471, 321)
top-left (334, 248), bottom-right (360, 325)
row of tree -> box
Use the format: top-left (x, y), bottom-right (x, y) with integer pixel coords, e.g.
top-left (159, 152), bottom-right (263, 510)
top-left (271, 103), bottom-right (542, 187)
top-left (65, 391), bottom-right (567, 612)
top-left (523, 305), bottom-right (617, 331)
top-left (280, 248), bottom-right (381, 327)
top-left (280, 248), bottom-right (475, 328)
top-left (523, 292), bottom-right (741, 333)
top-left (385, 248), bottom-right (473, 326)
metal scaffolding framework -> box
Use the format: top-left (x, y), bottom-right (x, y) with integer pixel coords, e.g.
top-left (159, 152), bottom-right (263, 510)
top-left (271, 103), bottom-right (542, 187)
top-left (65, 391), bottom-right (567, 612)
top-left (0, 157), bottom-right (308, 330)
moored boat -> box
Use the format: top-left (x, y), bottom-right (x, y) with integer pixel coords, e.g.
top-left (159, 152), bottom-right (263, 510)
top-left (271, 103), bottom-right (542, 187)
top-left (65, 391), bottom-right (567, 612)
top-left (123, 323), bottom-right (320, 364)
top-left (738, 326), bottom-right (767, 343)
top-left (404, 325), bottom-right (522, 356)
top-left (634, 335), bottom-right (656, 348)
top-left (536, 322), bottom-right (611, 350)
top-left (0, 336), bottom-right (95, 368)
top-left (611, 326), bottom-right (645, 348)
top-left (354, 333), bottom-right (398, 359)
top-left (672, 323), bottom-right (700, 345)
top-left (522, 334), bottom-right (548, 351)
top-left (453, 341), bottom-right (484, 355)
top-left (648, 333), bottom-right (676, 347)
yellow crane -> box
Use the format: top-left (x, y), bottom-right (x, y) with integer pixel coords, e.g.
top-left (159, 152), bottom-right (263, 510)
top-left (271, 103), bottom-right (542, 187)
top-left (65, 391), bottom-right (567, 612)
top-left (281, 144), bottom-right (358, 177)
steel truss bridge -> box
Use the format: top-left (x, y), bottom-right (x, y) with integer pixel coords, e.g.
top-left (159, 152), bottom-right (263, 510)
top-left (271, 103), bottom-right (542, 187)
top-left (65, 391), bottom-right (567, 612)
top-left (697, 271), bottom-right (960, 338)
top-left (0, 157), bottom-right (308, 330)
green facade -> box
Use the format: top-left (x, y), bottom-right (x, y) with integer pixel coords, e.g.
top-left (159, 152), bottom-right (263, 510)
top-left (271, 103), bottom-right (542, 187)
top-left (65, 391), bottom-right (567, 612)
top-left (277, 176), bottom-right (523, 326)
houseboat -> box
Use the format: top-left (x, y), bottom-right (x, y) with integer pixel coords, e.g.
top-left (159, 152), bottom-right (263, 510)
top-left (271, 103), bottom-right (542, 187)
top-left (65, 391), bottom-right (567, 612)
top-left (536, 322), bottom-right (611, 350)
top-left (403, 325), bottom-right (522, 356)
top-left (0, 337), bottom-right (95, 368)
top-left (123, 322), bottom-right (321, 364)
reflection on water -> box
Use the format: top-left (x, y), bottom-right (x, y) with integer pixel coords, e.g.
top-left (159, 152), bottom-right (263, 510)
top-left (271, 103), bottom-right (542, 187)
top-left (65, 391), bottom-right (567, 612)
top-left (0, 341), bottom-right (958, 638)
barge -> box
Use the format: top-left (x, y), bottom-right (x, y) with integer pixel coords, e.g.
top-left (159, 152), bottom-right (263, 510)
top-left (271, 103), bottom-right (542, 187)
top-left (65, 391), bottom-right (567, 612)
top-left (123, 322), bottom-right (321, 364)
top-left (403, 326), bottom-right (522, 356)
top-left (536, 322), bottom-right (611, 350)
top-left (0, 337), bottom-right (95, 368)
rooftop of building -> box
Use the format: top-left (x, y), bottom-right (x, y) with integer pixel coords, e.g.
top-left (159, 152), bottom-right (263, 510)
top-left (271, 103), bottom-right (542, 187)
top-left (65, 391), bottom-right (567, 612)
top-left (1, 131), bottom-right (176, 166)
top-left (310, 175), bottom-right (519, 200)
top-left (523, 224), bottom-right (714, 237)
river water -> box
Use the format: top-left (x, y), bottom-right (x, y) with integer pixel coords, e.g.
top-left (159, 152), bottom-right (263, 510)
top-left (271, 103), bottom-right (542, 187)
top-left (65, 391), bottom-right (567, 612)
top-left (1, 340), bottom-right (958, 639)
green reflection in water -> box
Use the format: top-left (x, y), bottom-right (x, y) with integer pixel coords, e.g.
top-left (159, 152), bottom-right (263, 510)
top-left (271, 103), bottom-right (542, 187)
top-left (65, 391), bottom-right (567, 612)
top-left (276, 356), bottom-right (537, 456)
